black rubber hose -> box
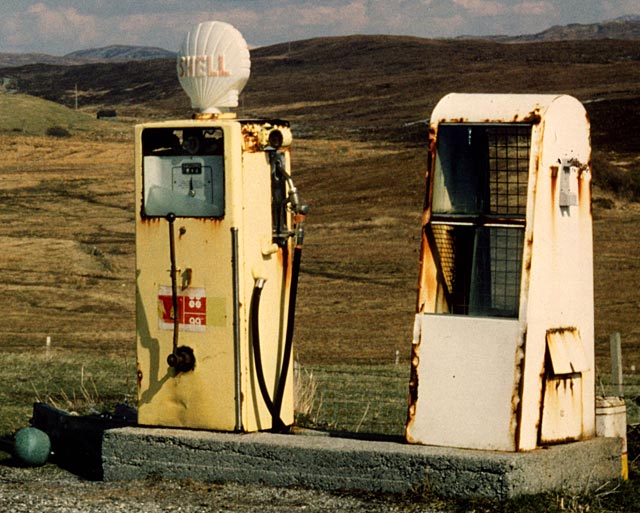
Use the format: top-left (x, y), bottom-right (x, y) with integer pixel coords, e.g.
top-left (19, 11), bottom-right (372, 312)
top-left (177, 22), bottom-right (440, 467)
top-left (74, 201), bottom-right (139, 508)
top-left (273, 245), bottom-right (302, 422)
top-left (166, 213), bottom-right (179, 356)
top-left (249, 279), bottom-right (285, 431)
top-left (165, 213), bottom-right (195, 374)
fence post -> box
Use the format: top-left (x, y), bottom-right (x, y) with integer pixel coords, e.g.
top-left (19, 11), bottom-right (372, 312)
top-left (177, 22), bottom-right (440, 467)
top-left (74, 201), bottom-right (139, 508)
top-left (610, 332), bottom-right (623, 397)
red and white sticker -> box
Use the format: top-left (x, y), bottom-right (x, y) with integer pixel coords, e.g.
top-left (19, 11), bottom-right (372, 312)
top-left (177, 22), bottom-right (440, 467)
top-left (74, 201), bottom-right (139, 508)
top-left (158, 286), bottom-right (206, 332)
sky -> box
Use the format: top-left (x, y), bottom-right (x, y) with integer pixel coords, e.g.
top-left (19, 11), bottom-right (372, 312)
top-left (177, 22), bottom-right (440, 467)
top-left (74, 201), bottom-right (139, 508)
top-left (1, 0), bottom-right (639, 56)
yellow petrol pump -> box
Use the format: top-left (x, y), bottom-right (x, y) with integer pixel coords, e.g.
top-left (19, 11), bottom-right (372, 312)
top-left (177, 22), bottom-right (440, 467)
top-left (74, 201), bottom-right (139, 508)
top-left (135, 22), bottom-right (306, 433)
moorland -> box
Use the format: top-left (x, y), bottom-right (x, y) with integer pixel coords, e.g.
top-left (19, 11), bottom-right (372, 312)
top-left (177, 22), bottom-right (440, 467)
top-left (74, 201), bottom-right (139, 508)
top-left (0, 31), bottom-right (639, 512)
top-left (1, 35), bottom-right (639, 367)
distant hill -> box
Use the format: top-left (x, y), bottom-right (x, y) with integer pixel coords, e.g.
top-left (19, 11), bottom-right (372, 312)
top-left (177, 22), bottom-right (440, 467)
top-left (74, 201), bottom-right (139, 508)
top-left (1, 17), bottom-right (639, 68)
top-left (0, 45), bottom-right (175, 68)
top-left (64, 45), bottom-right (175, 61)
top-left (510, 18), bottom-right (640, 42)
top-left (462, 18), bottom-right (640, 42)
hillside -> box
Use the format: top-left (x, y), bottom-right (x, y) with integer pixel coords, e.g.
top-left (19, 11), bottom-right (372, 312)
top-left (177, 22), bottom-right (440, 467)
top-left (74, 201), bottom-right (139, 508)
top-left (2, 36), bottom-right (639, 150)
top-left (466, 17), bottom-right (640, 42)
top-left (64, 44), bottom-right (175, 61)
top-left (0, 92), bottom-right (114, 136)
top-left (0, 45), bottom-right (175, 68)
top-left (511, 18), bottom-right (640, 42)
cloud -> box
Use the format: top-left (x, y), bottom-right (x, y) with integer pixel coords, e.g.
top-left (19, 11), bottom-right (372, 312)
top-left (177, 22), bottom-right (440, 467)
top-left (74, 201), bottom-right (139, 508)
top-left (453, 0), bottom-right (555, 17)
top-left (453, 0), bottom-right (507, 16)
top-left (600, 0), bottom-right (640, 20)
top-left (2, 2), bottom-right (101, 53)
top-left (294, 0), bottom-right (368, 29)
top-left (26, 3), bottom-right (99, 46)
top-left (512, 1), bottom-right (555, 16)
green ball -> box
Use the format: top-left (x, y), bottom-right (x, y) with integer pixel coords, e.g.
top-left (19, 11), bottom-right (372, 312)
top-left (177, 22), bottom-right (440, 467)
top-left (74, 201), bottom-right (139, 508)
top-left (13, 427), bottom-right (51, 466)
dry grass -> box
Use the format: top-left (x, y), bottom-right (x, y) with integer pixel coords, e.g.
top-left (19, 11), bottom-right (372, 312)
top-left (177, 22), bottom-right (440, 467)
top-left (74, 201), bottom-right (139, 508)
top-left (0, 121), bottom-right (637, 369)
top-left (0, 129), bottom-right (135, 350)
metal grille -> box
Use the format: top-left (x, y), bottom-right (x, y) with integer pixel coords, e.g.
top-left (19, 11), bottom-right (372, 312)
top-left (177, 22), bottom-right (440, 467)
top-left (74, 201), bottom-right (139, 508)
top-left (431, 225), bottom-right (523, 317)
top-left (473, 227), bottom-right (524, 317)
top-left (487, 125), bottom-right (531, 216)
top-left (432, 224), bottom-right (456, 296)
top-left (429, 123), bottom-right (530, 317)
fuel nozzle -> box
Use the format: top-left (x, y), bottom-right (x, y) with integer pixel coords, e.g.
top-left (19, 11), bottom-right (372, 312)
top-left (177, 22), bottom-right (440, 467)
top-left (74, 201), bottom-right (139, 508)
top-left (285, 176), bottom-right (301, 213)
top-left (294, 204), bottom-right (309, 248)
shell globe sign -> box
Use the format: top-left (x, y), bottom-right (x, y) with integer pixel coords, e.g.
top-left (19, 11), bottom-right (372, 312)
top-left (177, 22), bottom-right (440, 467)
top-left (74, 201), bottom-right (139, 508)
top-left (177, 21), bottom-right (251, 114)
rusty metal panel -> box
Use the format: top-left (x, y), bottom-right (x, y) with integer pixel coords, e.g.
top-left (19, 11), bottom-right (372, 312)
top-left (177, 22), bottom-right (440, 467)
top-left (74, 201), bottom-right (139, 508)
top-left (540, 376), bottom-right (583, 444)
top-left (546, 328), bottom-right (589, 375)
top-left (516, 95), bottom-right (594, 450)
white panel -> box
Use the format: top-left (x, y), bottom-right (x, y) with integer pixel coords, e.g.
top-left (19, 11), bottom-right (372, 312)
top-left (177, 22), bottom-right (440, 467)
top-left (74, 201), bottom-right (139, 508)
top-left (408, 314), bottom-right (519, 451)
top-left (546, 329), bottom-right (589, 375)
top-left (540, 377), bottom-right (583, 443)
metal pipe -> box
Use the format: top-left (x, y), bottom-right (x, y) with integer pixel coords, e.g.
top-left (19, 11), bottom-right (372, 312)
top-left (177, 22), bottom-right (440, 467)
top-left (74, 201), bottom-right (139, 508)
top-left (231, 227), bottom-right (243, 432)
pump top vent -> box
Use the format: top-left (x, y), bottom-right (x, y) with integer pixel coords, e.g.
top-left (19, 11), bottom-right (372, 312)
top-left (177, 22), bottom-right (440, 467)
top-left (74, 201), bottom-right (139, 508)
top-left (177, 21), bottom-right (251, 115)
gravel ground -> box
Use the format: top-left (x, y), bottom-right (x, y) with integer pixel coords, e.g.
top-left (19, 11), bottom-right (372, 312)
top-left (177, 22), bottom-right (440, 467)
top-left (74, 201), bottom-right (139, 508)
top-left (0, 456), bottom-right (452, 513)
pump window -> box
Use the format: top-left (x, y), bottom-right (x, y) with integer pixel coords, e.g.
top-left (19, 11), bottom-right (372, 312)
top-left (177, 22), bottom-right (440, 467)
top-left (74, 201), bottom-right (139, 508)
top-left (141, 127), bottom-right (225, 218)
top-left (428, 124), bottom-right (530, 317)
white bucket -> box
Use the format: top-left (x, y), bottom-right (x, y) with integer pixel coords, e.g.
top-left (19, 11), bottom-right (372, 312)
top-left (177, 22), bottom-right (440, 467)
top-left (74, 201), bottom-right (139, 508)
top-left (596, 396), bottom-right (628, 479)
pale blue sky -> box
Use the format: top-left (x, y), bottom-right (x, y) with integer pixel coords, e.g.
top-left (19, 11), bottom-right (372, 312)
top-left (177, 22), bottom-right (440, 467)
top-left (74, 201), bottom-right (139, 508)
top-left (1, 0), bottom-right (639, 55)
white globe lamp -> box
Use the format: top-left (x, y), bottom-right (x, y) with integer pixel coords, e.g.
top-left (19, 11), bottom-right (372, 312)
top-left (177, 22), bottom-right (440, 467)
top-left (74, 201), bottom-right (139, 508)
top-left (177, 21), bottom-right (251, 115)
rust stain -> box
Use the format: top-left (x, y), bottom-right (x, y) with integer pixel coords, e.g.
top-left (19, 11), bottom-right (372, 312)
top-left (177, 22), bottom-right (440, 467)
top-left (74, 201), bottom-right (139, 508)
top-left (517, 109), bottom-right (542, 125)
top-left (547, 326), bottom-right (578, 335)
top-left (524, 234), bottom-right (533, 271)
top-left (191, 217), bottom-right (224, 225)
top-left (406, 342), bottom-right (420, 431)
top-left (576, 160), bottom-right (592, 214)
top-left (550, 164), bottom-right (559, 212)
top-left (512, 329), bottom-right (527, 450)
top-left (241, 124), bottom-right (260, 152)
top-left (140, 216), bottom-right (162, 225)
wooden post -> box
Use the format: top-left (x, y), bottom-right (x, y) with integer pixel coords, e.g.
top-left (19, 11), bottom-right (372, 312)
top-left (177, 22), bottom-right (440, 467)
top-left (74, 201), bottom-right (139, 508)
top-left (610, 332), bottom-right (623, 397)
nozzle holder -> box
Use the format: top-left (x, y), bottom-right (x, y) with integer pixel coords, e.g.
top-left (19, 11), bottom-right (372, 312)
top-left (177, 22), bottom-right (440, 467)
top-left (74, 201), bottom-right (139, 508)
top-left (167, 345), bottom-right (196, 373)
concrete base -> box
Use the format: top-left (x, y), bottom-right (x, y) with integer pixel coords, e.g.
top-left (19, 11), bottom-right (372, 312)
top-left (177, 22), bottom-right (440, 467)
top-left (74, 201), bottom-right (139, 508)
top-left (102, 427), bottom-right (623, 500)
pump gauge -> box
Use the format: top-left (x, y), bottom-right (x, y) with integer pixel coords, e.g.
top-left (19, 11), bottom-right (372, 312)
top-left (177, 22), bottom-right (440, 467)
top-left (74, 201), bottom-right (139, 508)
top-left (143, 155), bottom-right (224, 217)
top-left (141, 126), bottom-right (225, 218)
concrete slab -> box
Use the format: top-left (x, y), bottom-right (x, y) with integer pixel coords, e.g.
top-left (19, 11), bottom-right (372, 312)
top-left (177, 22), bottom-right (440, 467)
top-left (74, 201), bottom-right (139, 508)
top-left (102, 427), bottom-right (623, 500)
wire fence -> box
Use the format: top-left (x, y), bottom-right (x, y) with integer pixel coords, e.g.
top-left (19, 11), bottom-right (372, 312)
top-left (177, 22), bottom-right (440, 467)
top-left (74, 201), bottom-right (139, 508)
top-left (295, 336), bottom-right (640, 438)
top-left (295, 363), bottom-right (410, 437)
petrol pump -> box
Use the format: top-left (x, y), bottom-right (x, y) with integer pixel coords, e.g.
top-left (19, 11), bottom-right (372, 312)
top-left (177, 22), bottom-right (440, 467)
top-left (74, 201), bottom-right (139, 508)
top-left (406, 94), bottom-right (594, 452)
top-left (135, 21), bottom-right (306, 433)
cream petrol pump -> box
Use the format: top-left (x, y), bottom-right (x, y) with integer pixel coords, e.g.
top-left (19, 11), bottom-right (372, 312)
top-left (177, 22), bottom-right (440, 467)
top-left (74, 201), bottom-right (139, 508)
top-left (406, 94), bottom-right (594, 452)
top-left (136, 22), bottom-right (306, 433)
